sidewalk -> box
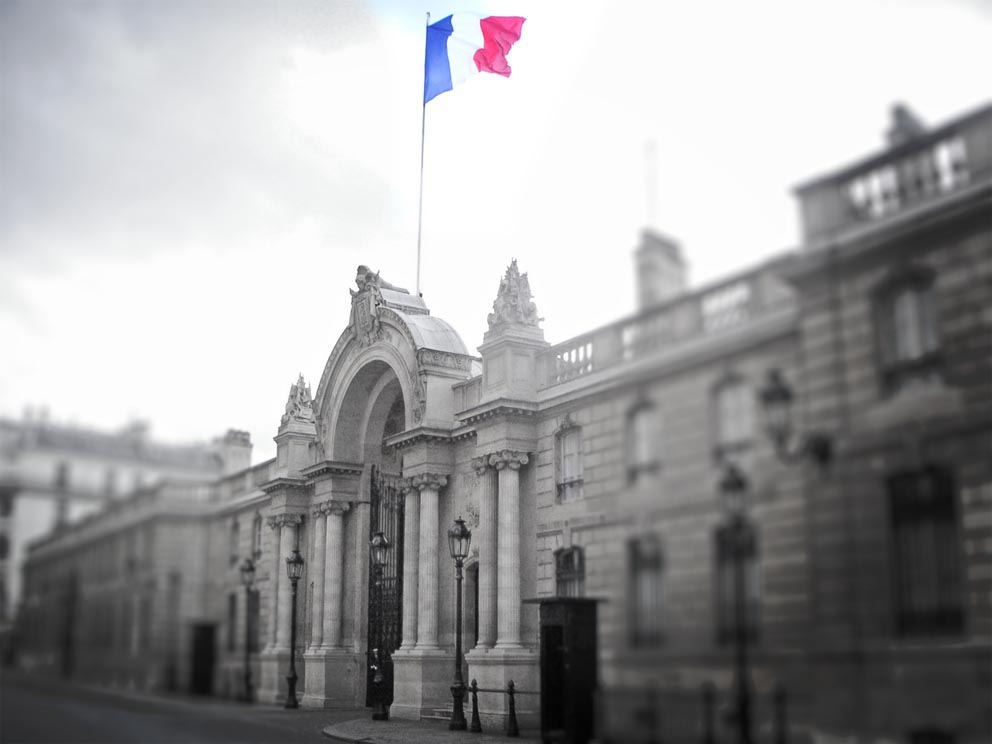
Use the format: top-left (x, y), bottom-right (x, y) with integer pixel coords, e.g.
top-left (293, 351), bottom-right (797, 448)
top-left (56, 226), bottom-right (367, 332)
top-left (323, 718), bottom-right (540, 743)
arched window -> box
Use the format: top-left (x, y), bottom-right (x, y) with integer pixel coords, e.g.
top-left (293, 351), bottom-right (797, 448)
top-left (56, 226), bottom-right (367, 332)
top-left (555, 546), bottom-right (585, 597)
top-left (627, 400), bottom-right (660, 483)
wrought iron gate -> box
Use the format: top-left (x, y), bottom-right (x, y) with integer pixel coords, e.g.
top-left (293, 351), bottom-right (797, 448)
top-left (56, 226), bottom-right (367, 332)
top-left (366, 466), bottom-right (404, 706)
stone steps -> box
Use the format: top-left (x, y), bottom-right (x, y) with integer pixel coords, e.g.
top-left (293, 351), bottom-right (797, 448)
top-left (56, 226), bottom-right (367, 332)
top-left (421, 707), bottom-right (454, 722)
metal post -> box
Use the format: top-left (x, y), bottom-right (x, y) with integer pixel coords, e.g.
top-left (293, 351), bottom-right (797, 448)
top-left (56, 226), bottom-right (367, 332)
top-left (372, 563), bottom-right (389, 721)
top-left (450, 557), bottom-right (467, 730)
top-left (243, 583), bottom-right (253, 703)
top-left (470, 678), bottom-right (482, 733)
top-left (285, 577), bottom-right (299, 709)
top-left (506, 680), bottom-right (519, 738)
top-left (731, 515), bottom-right (753, 744)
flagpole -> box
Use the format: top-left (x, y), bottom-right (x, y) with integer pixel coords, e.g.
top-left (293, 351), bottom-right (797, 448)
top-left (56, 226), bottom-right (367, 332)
top-left (416, 12), bottom-right (430, 297)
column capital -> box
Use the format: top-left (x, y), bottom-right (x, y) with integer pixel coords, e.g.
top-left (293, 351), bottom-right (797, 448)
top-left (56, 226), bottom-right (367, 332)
top-left (489, 450), bottom-right (529, 471)
top-left (471, 456), bottom-right (493, 476)
top-left (410, 473), bottom-right (448, 492)
top-left (267, 513), bottom-right (304, 530)
top-left (322, 501), bottom-right (351, 517)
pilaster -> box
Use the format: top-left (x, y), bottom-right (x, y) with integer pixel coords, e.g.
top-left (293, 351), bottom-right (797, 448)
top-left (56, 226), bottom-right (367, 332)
top-left (492, 450), bottom-right (528, 650)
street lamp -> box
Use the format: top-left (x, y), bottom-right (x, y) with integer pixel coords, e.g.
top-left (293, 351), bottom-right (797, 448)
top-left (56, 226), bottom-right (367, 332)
top-left (720, 463), bottom-right (755, 744)
top-left (239, 558), bottom-right (256, 703)
top-left (369, 530), bottom-right (391, 721)
top-left (284, 549), bottom-right (304, 710)
top-left (759, 369), bottom-right (832, 468)
top-left (447, 516), bottom-right (472, 731)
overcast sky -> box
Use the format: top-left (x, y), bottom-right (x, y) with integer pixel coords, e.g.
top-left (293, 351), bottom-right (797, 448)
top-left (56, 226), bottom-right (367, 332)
top-left (2, 0), bottom-right (990, 462)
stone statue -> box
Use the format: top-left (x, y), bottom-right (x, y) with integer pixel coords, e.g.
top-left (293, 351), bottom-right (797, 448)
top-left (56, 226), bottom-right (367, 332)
top-left (349, 265), bottom-right (409, 345)
top-left (281, 374), bottom-right (314, 426)
top-left (487, 259), bottom-right (541, 331)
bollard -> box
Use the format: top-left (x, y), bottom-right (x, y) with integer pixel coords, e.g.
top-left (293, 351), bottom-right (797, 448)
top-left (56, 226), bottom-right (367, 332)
top-left (774, 684), bottom-right (787, 744)
top-left (506, 680), bottom-right (519, 737)
top-left (702, 682), bottom-right (716, 744)
top-left (470, 679), bottom-right (482, 733)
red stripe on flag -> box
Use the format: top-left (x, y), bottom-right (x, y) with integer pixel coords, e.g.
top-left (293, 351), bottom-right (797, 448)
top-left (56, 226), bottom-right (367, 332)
top-left (473, 16), bottom-right (525, 77)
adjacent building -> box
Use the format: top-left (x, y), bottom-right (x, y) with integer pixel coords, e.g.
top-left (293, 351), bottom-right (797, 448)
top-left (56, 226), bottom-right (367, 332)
top-left (17, 102), bottom-right (992, 742)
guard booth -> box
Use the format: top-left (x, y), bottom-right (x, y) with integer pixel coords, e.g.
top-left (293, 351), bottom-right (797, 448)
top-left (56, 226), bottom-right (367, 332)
top-left (524, 598), bottom-right (600, 744)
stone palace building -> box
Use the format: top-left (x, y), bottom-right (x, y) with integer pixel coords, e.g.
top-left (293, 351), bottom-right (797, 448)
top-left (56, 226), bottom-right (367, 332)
top-left (17, 102), bottom-right (992, 743)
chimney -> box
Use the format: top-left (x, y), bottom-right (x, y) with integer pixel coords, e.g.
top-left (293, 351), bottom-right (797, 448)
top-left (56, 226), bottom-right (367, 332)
top-left (214, 429), bottom-right (252, 475)
top-left (887, 103), bottom-right (927, 148)
top-left (635, 229), bottom-right (687, 310)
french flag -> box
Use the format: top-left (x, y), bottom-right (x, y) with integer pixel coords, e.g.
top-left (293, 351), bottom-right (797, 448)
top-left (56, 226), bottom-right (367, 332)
top-left (423, 14), bottom-right (526, 104)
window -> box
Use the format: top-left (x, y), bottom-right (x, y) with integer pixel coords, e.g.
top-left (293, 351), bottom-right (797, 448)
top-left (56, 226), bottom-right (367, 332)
top-left (874, 269), bottom-right (940, 392)
top-left (555, 419), bottom-right (584, 502)
top-left (714, 378), bottom-right (754, 458)
top-left (715, 524), bottom-right (760, 643)
top-left (627, 402), bottom-right (660, 483)
top-left (1, 492), bottom-right (14, 517)
top-left (629, 536), bottom-right (664, 647)
top-left (230, 519), bottom-right (240, 565)
top-left (227, 593), bottom-right (237, 652)
top-left (252, 513), bottom-right (263, 560)
top-left (0, 534), bottom-right (8, 560)
top-left (889, 467), bottom-right (963, 636)
top-left (555, 547), bottom-right (585, 597)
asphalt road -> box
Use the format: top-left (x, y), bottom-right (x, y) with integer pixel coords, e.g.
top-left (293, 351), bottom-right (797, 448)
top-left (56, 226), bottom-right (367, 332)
top-left (0, 671), bottom-right (365, 744)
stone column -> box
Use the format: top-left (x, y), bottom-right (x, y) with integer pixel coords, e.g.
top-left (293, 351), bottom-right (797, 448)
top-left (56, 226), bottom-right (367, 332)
top-left (414, 473), bottom-right (447, 650)
top-left (322, 502), bottom-right (349, 649)
top-left (473, 456), bottom-right (498, 650)
top-left (266, 516), bottom-right (283, 651)
top-left (308, 504), bottom-right (327, 651)
top-left (492, 450), bottom-right (528, 649)
top-left (399, 481), bottom-right (420, 650)
top-left (275, 514), bottom-right (303, 651)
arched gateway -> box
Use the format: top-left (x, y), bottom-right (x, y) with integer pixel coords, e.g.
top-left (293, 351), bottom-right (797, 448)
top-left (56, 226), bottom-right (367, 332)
top-left (257, 264), bottom-right (547, 722)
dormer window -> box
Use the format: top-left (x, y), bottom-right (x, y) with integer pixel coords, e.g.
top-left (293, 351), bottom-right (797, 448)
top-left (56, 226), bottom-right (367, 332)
top-left (874, 267), bottom-right (940, 393)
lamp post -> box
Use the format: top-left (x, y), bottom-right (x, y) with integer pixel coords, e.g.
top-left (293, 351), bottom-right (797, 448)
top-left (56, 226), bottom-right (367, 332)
top-left (284, 549), bottom-right (304, 710)
top-left (760, 368), bottom-right (832, 468)
top-left (447, 516), bottom-right (472, 731)
top-left (239, 558), bottom-right (256, 703)
top-left (720, 463), bottom-right (754, 744)
top-left (369, 530), bottom-right (390, 721)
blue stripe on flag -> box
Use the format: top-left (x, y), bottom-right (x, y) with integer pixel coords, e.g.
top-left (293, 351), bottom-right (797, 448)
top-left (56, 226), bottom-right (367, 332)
top-left (424, 15), bottom-right (454, 104)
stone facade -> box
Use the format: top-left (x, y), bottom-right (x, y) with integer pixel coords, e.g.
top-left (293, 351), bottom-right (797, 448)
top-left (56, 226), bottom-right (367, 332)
top-left (16, 102), bottom-right (992, 742)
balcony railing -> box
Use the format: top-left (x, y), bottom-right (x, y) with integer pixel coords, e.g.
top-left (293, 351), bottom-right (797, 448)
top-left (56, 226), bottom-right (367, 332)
top-left (846, 134), bottom-right (969, 220)
top-left (539, 262), bottom-right (795, 388)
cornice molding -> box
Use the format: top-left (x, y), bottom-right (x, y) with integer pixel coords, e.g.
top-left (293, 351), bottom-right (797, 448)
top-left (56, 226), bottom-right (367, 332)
top-left (457, 398), bottom-right (540, 426)
top-left (259, 476), bottom-right (310, 496)
top-left (384, 426), bottom-right (454, 451)
top-left (301, 460), bottom-right (363, 480)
